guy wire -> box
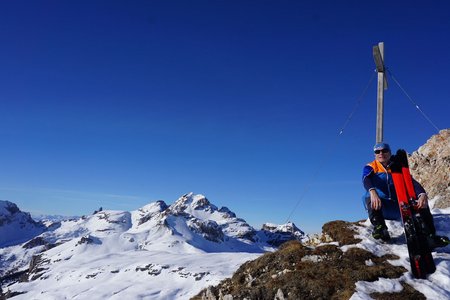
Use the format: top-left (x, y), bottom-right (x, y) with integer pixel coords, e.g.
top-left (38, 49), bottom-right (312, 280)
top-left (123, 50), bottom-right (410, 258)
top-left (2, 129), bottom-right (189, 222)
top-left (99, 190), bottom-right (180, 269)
top-left (387, 69), bottom-right (441, 134)
top-left (284, 71), bottom-right (376, 223)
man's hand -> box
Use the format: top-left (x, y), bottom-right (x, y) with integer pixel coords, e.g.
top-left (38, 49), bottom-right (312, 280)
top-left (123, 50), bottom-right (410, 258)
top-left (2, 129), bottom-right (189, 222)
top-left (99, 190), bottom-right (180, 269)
top-left (369, 189), bottom-right (382, 210)
top-left (416, 193), bottom-right (429, 209)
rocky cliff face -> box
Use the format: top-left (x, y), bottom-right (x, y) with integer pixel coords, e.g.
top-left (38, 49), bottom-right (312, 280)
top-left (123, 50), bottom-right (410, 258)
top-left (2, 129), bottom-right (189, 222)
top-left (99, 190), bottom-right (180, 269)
top-left (409, 129), bottom-right (450, 209)
top-left (0, 200), bottom-right (46, 248)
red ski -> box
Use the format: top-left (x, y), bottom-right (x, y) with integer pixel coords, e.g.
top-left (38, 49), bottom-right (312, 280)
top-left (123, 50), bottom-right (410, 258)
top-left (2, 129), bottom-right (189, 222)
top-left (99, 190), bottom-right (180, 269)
top-left (391, 149), bottom-right (436, 279)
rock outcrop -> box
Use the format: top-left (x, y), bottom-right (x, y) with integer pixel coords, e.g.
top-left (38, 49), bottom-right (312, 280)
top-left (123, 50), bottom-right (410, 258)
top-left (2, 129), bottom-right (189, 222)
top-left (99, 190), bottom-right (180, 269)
top-left (409, 129), bottom-right (450, 209)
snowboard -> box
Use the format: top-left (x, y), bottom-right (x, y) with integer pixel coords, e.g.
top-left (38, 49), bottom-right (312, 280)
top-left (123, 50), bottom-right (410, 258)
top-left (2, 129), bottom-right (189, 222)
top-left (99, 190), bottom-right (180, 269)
top-left (390, 149), bottom-right (436, 279)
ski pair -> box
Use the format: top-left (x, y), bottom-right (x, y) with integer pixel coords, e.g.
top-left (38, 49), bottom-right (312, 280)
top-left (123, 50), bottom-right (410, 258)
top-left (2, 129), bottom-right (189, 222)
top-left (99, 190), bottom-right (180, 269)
top-left (390, 149), bottom-right (436, 279)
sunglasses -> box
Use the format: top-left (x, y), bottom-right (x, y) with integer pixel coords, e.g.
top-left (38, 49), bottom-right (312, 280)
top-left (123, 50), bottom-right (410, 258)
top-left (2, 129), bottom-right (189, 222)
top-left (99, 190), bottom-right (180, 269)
top-left (374, 149), bottom-right (390, 154)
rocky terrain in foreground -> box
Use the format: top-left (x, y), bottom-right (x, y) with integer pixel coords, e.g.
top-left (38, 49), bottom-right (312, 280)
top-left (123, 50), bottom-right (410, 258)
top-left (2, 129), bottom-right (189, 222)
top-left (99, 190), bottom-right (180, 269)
top-left (193, 220), bottom-right (430, 300)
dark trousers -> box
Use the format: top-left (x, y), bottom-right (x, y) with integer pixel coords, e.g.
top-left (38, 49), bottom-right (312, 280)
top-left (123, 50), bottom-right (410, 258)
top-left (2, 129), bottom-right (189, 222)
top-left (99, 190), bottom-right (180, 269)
top-left (365, 197), bottom-right (436, 235)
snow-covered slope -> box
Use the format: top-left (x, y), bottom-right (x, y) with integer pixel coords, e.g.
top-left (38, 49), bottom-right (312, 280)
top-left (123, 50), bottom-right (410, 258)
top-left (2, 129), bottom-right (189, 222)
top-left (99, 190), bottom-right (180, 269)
top-left (0, 193), bottom-right (307, 299)
top-left (351, 199), bottom-right (450, 299)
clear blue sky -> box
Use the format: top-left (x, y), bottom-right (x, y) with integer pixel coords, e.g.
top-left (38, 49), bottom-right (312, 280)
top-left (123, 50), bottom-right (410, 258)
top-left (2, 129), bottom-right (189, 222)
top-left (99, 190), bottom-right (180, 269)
top-left (1, 1), bottom-right (449, 233)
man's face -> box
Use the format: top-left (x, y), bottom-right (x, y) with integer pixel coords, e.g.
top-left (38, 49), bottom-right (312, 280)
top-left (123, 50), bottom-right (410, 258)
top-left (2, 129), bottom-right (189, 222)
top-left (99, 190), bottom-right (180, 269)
top-left (374, 148), bottom-right (391, 165)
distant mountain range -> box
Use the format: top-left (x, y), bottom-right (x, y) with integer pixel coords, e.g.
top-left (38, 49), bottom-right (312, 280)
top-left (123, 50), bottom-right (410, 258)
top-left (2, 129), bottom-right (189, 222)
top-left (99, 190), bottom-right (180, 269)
top-left (0, 192), bottom-right (307, 299)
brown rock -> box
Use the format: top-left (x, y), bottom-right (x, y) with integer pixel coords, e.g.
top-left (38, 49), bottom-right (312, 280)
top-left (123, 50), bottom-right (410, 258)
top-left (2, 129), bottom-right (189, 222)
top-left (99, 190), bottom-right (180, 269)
top-left (409, 129), bottom-right (450, 209)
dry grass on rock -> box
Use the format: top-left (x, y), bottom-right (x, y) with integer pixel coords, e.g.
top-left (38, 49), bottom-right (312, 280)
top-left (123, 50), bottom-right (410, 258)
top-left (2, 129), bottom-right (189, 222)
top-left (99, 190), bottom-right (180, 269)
top-left (193, 220), bottom-right (428, 300)
top-left (194, 228), bottom-right (417, 299)
top-left (322, 220), bottom-right (363, 246)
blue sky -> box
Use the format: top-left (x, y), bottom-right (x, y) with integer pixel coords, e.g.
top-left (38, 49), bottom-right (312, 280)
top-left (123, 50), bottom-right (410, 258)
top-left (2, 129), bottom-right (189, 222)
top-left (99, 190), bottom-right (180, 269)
top-left (1, 1), bottom-right (449, 233)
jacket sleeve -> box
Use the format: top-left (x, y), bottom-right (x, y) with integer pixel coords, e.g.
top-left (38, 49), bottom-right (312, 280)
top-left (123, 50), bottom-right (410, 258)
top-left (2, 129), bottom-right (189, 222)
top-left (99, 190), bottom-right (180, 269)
top-left (362, 165), bottom-right (374, 191)
top-left (412, 177), bottom-right (426, 196)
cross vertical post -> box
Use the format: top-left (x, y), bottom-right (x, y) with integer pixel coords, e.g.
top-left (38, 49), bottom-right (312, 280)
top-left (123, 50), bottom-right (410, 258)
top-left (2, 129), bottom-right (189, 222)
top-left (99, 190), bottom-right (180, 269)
top-left (373, 42), bottom-right (388, 144)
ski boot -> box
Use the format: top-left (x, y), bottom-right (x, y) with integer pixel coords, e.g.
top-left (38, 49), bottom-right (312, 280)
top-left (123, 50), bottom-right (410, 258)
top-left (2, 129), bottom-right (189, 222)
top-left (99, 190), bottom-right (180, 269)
top-left (428, 235), bottom-right (450, 249)
top-left (372, 224), bottom-right (391, 241)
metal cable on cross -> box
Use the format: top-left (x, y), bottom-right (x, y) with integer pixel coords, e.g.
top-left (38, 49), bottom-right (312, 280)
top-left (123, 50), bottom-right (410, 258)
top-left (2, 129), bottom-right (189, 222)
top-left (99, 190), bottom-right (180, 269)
top-left (387, 69), bottom-right (441, 134)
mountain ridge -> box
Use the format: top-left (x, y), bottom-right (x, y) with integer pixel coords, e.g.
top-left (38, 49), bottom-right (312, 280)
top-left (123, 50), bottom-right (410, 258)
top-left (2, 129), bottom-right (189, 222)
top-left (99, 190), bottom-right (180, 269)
top-left (0, 192), bottom-right (307, 299)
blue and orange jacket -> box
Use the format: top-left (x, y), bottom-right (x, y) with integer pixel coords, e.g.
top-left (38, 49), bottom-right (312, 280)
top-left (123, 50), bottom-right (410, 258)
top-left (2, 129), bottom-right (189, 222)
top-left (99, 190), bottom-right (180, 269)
top-left (362, 159), bottom-right (395, 201)
top-left (362, 159), bottom-right (426, 202)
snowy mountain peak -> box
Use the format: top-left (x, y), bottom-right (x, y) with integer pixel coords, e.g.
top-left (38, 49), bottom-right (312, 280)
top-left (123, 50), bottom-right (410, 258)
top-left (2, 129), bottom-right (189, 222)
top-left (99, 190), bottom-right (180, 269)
top-left (260, 221), bottom-right (305, 247)
top-left (134, 200), bottom-right (168, 226)
top-left (169, 192), bottom-right (217, 215)
top-left (0, 200), bottom-right (20, 217)
top-left (158, 193), bottom-right (260, 250)
top-left (262, 221), bottom-right (304, 235)
top-left (0, 200), bottom-right (46, 248)
top-left (167, 193), bottom-right (238, 222)
top-left (140, 200), bottom-right (169, 213)
top-left (84, 210), bottom-right (132, 236)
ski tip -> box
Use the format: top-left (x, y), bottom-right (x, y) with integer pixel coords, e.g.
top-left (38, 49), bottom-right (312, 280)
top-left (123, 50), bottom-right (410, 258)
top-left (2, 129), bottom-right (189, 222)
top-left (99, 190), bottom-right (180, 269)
top-left (394, 149), bottom-right (409, 166)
